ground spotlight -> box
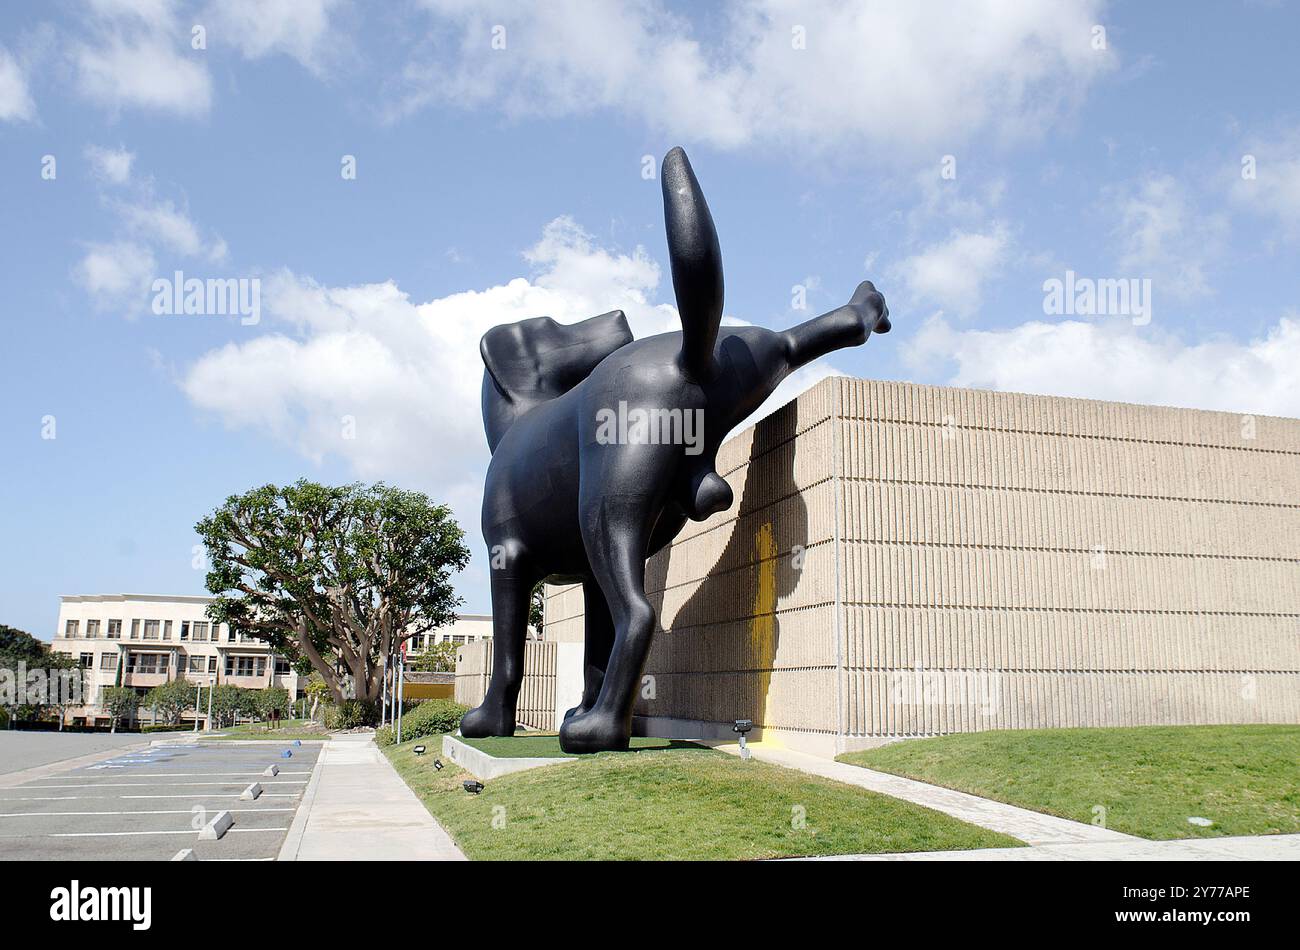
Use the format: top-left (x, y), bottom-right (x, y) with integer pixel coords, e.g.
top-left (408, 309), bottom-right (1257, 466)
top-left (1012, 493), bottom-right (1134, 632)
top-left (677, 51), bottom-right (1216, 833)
top-left (433, 759), bottom-right (444, 771)
top-left (413, 744), bottom-right (426, 755)
top-left (733, 719), bottom-right (753, 760)
top-left (463, 779), bottom-right (484, 794)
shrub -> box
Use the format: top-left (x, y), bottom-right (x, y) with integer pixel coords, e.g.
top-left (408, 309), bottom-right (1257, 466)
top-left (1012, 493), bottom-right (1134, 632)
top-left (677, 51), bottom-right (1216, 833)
top-left (0, 706), bottom-right (7, 728)
top-left (387, 698), bottom-right (467, 744)
top-left (322, 698), bottom-right (379, 730)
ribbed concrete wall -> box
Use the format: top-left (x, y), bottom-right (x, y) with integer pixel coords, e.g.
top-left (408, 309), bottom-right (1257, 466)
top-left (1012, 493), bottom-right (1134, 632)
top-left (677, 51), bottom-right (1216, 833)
top-left (454, 640), bottom-right (558, 731)
top-left (543, 376), bottom-right (1300, 753)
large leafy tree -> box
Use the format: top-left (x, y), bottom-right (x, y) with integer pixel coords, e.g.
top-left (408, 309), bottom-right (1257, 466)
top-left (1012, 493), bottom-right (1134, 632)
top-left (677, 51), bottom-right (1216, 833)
top-left (197, 481), bottom-right (470, 704)
top-left (145, 679), bottom-right (195, 725)
top-left (1, 623), bottom-right (81, 721)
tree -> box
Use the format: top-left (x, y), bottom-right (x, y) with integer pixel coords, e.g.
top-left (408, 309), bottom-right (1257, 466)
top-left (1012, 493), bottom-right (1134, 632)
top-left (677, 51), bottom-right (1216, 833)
top-left (101, 687), bottom-right (142, 733)
top-left (145, 679), bottom-right (195, 725)
top-left (303, 673), bottom-right (330, 721)
top-left (411, 641), bottom-right (459, 673)
top-left (197, 481), bottom-right (470, 704)
top-left (257, 686), bottom-right (291, 721)
top-left (529, 584), bottom-right (544, 638)
top-left (209, 684), bottom-right (252, 727)
top-left (1, 624), bottom-right (82, 723)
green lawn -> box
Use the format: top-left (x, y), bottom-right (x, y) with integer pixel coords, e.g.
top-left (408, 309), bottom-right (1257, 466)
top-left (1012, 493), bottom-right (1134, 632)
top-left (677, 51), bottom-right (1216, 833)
top-left (384, 740), bottom-right (1023, 860)
top-left (204, 719), bottom-right (333, 741)
top-left (458, 734), bottom-right (697, 758)
top-left (838, 725), bottom-right (1300, 840)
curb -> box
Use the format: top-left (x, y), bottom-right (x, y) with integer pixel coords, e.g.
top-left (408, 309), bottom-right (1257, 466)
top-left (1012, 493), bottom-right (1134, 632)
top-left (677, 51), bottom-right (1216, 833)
top-left (442, 734), bottom-right (579, 780)
top-left (276, 740), bottom-right (327, 861)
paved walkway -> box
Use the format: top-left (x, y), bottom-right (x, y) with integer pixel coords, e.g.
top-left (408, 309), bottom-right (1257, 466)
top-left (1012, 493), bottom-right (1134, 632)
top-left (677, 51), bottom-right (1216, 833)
top-left (718, 742), bottom-right (1133, 846)
top-left (801, 834), bottom-right (1300, 861)
top-left (278, 733), bottom-right (465, 861)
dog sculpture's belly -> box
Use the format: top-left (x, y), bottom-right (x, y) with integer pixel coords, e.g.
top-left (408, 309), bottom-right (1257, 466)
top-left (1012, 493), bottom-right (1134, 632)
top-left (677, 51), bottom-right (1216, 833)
top-left (482, 389), bottom-right (590, 575)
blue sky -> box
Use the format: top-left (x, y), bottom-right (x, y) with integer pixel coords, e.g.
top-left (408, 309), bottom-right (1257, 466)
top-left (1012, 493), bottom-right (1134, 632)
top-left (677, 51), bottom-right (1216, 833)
top-left (2, 1), bottom-right (1298, 639)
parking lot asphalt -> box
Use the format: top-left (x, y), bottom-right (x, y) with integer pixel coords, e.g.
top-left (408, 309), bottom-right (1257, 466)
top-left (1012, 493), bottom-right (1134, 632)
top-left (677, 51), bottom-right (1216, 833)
top-left (0, 738), bottom-right (322, 860)
top-left (0, 731), bottom-right (188, 775)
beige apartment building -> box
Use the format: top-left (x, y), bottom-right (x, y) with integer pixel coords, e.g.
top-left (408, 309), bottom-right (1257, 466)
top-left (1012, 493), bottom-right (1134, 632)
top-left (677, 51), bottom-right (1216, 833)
top-left (405, 613), bottom-right (494, 653)
top-left (51, 593), bottom-right (304, 728)
top-left (51, 596), bottom-right (495, 727)
top-left (540, 376), bottom-right (1300, 756)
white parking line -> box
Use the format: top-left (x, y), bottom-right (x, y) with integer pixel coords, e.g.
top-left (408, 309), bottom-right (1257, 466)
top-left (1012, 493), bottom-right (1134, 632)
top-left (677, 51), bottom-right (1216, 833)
top-left (0, 797), bottom-right (78, 801)
top-left (22, 781), bottom-right (308, 788)
top-left (119, 793), bottom-right (301, 799)
top-left (49, 827), bottom-right (289, 838)
top-left (0, 808), bottom-right (295, 817)
top-left (75, 772), bottom-right (312, 779)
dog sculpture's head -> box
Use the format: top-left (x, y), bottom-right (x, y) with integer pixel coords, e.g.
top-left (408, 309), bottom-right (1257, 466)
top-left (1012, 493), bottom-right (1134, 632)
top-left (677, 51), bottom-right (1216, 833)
top-left (480, 310), bottom-right (633, 452)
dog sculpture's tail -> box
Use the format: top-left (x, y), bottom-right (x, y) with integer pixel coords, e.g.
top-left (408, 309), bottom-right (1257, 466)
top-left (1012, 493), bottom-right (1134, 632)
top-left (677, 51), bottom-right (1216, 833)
top-left (662, 146), bottom-right (724, 383)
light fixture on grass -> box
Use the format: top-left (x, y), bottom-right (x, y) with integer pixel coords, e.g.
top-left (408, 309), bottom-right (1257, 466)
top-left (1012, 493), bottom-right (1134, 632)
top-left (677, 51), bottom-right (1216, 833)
top-left (733, 719), bottom-right (753, 761)
top-left (463, 779), bottom-right (484, 794)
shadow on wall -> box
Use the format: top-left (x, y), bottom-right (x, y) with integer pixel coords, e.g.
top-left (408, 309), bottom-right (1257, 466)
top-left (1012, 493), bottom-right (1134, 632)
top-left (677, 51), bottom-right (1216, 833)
top-left (641, 402), bottom-right (809, 730)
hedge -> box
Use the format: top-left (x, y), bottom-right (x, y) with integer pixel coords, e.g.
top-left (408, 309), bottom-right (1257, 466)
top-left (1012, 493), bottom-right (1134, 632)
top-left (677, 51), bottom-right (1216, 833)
top-left (374, 699), bottom-right (467, 747)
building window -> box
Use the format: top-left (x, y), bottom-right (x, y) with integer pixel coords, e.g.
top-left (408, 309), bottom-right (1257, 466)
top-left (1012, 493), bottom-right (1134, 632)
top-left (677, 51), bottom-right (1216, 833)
top-left (130, 619), bottom-right (140, 640)
top-left (99, 654), bottom-right (118, 671)
top-left (86, 620), bottom-right (100, 638)
top-left (225, 656), bottom-right (265, 677)
top-left (180, 622), bottom-right (189, 641)
top-left (188, 656), bottom-right (205, 673)
top-left (162, 620), bottom-right (172, 641)
top-left (107, 620), bottom-right (122, 639)
top-left (126, 653), bottom-right (169, 674)
top-left (207, 657), bottom-right (217, 673)
top-left (79, 653), bottom-right (93, 668)
top-left (275, 658), bottom-right (291, 675)
top-left (65, 620), bottom-right (79, 637)
top-left (211, 624), bottom-right (222, 642)
top-left (192, 622), bottom-right (208, 642)
top-left (143, 620), bottom-right (160, 640)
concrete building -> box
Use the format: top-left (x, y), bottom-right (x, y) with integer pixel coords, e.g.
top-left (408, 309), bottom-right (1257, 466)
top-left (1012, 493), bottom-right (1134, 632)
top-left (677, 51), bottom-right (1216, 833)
top-left (51, 593), bottom-right (304, 728)
top-left (405, 613), bottom-right (494, 653)
top-left (51, 597), bottom-right (496, 727)
top-left (541, 376), bottom-right (1300, 756)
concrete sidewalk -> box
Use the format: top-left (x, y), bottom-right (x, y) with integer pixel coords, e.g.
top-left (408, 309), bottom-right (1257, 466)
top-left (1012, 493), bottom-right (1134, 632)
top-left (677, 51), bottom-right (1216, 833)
top-left (802, 834), bottom-right (1300, 861)
top-left (279, 734), bottom-right (465, 861)
top-left (717, 742), bottom-right (1135, 846)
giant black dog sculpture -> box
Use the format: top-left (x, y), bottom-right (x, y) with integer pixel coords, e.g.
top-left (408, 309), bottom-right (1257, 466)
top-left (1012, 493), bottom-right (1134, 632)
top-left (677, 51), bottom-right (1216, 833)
top-left (463, 147), bottom-right (890, 752)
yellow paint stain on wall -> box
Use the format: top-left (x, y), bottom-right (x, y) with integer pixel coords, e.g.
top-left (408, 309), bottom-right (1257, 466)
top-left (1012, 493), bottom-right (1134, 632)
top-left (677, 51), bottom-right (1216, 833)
top-left (748, 521), bottom-right (778, 736)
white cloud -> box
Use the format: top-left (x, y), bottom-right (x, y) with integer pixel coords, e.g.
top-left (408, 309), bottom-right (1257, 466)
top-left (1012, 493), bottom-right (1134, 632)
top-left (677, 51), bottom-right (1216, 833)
top-left (0, 45), bottom-right (36, 121)
top-left (85, 144), bottom-right (135, 184)
top-left (892, 225), bottom-right (1011, 317)
top-left (1231, 126), bottom-right (1300, 239)
top-left (396, 0), bottom-right (1115, 156)
top-left (73, 31), bottom-right (211, 116)
top-left (202, 0), bottom-right (349, 75)
top-left (907, 314), bottom-right (1300, 418)
top-left (76, 159), bottom-right (228, 312)
top-left (75, 241), bottom-right (156, 302)
top-left (1110, 175), bottom-right (1227, 301)
top-left (116, 197), bottom-right (223, 259)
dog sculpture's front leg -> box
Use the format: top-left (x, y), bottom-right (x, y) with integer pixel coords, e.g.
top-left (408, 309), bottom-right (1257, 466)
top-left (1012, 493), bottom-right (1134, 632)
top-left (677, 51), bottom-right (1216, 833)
top-left (460, 541), bottom-right (536, 738)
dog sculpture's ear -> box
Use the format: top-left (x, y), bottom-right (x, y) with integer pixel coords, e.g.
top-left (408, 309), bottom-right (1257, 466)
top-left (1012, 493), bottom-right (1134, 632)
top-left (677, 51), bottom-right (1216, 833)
top-left (480, 310), bottom-right (633, 451)
top-left (662, 146), bottom-right (723, 382)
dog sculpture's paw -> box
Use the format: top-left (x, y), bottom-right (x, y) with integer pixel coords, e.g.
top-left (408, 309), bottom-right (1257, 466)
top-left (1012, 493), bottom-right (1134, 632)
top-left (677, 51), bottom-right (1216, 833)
top-left (562, 704), bottom-right (589, 722)
top-left (459, 703), bottom-right (516, 738)
top-left (559, 708), bottom-right (630, 754)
